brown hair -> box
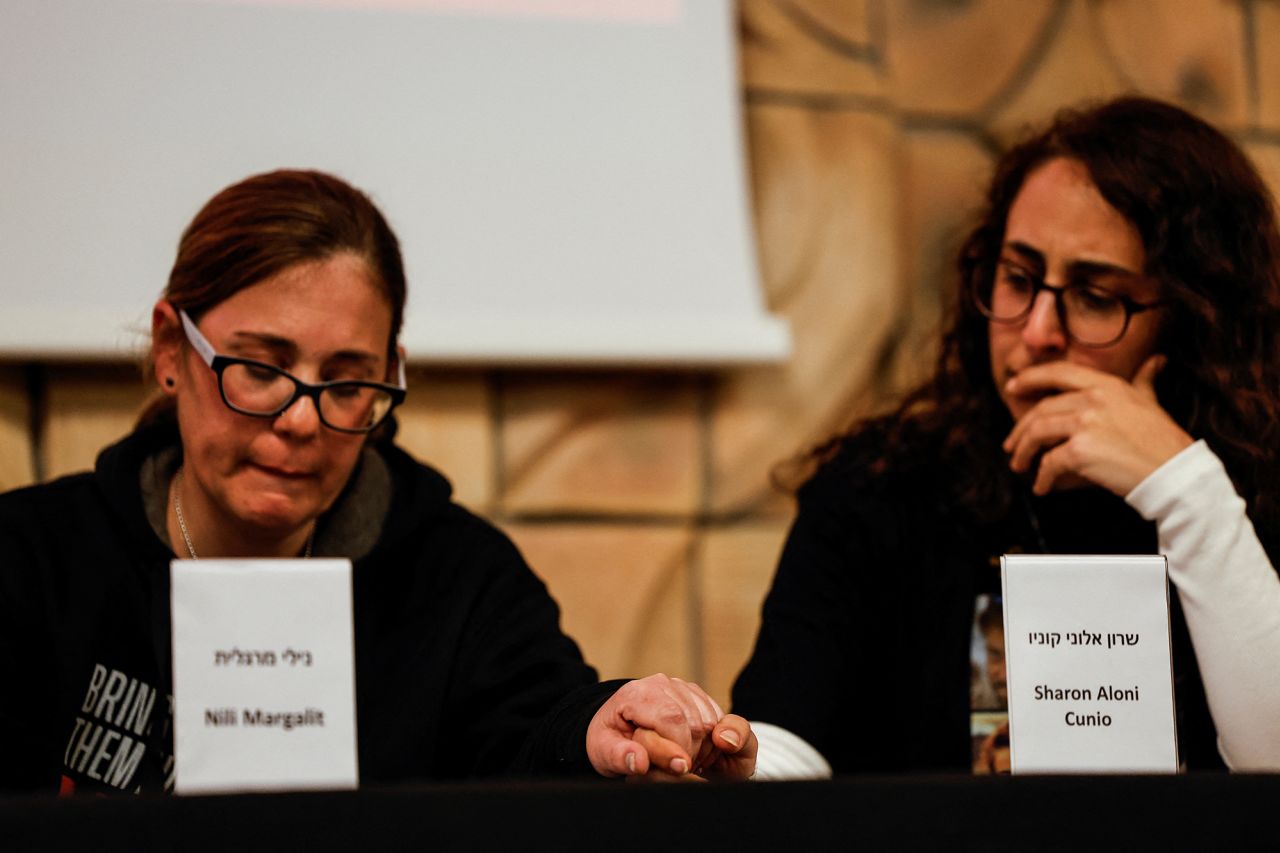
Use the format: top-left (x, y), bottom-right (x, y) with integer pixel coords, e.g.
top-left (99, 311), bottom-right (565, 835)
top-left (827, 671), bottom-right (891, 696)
top-left (139, 169), bottom-right (407, 426)
top-left (811, 97), bottom-right (1280, 527)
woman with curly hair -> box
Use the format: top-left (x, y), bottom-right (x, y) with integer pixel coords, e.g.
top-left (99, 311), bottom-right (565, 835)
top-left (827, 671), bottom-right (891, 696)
top-left (732, 96), bottom-right (1280, 776)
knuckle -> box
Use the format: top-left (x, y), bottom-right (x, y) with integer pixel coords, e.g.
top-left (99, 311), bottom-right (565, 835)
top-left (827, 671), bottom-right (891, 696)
top-left (658, 707), bottom-right (686, 727)
top-left (1061, 440), bottom-right (1082, 464)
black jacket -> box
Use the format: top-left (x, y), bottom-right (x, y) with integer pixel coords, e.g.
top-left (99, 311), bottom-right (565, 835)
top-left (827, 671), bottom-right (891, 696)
top-left (0, 421), bottom-right (617, 794)
top-left (731, 426), bottom-right (1225, 773)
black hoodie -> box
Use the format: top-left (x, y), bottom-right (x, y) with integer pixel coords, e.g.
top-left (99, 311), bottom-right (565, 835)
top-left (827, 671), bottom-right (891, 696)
top-left (0, 420), bottom-right (618, 794)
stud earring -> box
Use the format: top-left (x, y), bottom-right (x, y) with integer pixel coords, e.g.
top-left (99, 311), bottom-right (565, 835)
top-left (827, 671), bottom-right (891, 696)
top-left (165, 377), bottom-right (175, 388)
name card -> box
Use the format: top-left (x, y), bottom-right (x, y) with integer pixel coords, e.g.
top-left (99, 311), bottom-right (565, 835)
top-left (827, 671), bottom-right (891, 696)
top-left (1001, 555), bottom-right (1178, 773)
top-left (171, 559), bottom-right (359, 793)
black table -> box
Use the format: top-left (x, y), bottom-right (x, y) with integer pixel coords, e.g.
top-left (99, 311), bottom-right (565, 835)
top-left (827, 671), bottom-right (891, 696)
top-left (5, 775), bottom-right (1279, 850)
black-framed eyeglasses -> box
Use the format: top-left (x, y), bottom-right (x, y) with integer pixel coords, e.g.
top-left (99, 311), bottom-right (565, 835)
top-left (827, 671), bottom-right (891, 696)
top-left (179, 309), bottom-right (406, 434)
top-left (973, 259), bottom-right (1165, 348)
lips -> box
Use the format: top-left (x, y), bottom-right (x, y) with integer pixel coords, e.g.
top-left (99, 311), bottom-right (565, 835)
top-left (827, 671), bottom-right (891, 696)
top-left (249, 462), bottom-right (314, 480)
top-left (1013, 387), bottom-right (1053, 404)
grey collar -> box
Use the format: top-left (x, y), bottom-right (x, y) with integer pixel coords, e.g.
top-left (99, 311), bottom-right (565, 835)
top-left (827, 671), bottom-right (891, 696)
top-left (139, 443), bottom-right (391, 560)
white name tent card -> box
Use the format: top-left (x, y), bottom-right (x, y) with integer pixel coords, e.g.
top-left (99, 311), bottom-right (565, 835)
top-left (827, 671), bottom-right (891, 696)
top-left (1001, 555), bottom-right (1178, 773)
top-left (171, 558), bottom-right (359, 794)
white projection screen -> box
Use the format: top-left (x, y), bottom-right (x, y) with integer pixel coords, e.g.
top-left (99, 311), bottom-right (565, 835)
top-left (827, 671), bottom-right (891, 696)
top-left (0, 0), bottom-right (789, 365)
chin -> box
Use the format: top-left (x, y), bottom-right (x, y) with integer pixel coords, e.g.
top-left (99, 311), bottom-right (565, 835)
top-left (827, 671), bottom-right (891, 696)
top-left (233, 493), bottom-right (318, 534)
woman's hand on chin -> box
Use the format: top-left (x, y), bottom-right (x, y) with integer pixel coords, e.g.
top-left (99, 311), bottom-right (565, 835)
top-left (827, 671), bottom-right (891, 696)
top-left (1002, 355), bottom-right (1194, 497)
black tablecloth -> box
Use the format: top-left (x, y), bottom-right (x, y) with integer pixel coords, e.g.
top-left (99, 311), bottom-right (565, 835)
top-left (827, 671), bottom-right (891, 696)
top-left (5, 775), bottom-right (1279, 851)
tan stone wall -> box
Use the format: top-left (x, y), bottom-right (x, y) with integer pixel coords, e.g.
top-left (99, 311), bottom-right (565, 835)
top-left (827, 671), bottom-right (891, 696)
top-left (2, 0), bottom-right (1278, 708)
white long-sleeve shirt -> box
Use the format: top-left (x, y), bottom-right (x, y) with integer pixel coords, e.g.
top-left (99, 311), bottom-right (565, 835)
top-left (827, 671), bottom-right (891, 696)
top-left (1126, 440), bottom-right (1280, 770)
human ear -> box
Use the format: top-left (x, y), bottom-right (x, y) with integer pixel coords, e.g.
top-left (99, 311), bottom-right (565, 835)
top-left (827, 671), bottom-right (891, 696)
top-left (151, 300), bottom-right (184, 396)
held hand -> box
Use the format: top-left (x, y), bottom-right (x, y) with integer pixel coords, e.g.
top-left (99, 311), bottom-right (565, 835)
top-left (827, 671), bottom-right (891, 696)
top-left (1003, 356), bottom-right (1193, 497)
top-left (626, 727), bottom-right (708, 783)
top-left (627, 715), bottom-right (757, 782)
top-left (585, 673), bottom-right (723, 778)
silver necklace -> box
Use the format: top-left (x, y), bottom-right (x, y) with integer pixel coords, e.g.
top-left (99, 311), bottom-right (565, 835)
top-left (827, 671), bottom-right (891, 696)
top-left (172, 468), bottom-right (313, 559)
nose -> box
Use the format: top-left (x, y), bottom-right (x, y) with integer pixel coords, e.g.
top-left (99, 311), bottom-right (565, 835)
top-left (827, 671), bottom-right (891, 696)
top-left (1020, 289), bottom-right (1067, 355)
top-left (273, 392), bottom-right (322, 439)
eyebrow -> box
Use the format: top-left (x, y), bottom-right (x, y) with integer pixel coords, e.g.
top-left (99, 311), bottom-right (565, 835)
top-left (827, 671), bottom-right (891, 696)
top-left (224, 331), bottom-right (381, 368)
top-left (1003, 241), bottom-right (1142, 280)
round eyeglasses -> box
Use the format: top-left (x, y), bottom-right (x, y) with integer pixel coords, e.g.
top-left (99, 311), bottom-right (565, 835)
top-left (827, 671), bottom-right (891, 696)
top-left (179, 309), bottom-right (406, 434)
top-left (973, 259), bottom-right (1165, 347)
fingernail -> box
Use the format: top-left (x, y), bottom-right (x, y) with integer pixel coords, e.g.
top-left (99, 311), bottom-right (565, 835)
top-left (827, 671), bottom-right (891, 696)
top-left (670, 758), bottom-right (689, 775)
top-left (625, 752), bottom-right (636, 774)
top-left (720, 730), bottom-right (740, 748)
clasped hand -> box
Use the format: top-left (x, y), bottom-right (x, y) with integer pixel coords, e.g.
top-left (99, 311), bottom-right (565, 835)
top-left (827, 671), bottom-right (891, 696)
top-left (586, 673), bottom-right (756, 781)
top-left (1003, 355), bottom-right (1193, 497)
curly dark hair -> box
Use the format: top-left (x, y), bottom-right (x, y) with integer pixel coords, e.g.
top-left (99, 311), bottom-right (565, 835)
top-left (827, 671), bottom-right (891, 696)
top-left (823, 96), bottom-right (1280, 526)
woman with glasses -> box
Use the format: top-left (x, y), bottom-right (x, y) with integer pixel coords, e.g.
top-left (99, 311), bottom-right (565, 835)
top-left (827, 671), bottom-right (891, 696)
top-left (0, 169), bottom-right (753, 794)
top-left (733, 96), bottom-right (1280, 777)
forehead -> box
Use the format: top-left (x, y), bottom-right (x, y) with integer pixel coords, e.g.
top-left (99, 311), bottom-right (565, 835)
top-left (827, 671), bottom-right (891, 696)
top-left (1005, 157), bottom-right (1147, 275)
top-left (199, 253), bottom-right (393, 357)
